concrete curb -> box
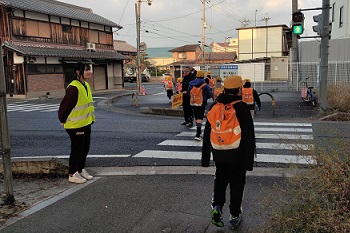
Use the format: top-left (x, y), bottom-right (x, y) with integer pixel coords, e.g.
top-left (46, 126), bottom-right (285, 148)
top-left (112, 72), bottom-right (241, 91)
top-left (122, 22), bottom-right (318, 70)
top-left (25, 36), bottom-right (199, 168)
top-left (0, 158), bottom-right (68, 176)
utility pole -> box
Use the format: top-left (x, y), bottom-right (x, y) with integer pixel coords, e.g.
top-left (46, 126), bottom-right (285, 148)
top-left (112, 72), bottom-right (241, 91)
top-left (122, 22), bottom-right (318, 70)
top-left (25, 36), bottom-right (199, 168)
top-left (0, 38), bottom-right (15, 205)
top-left (318, 0), bottom-right (330, 112)
top-left (261, 15), bottom-right (271, 26)
top-left (201, 0), bottom-right (206, 65)
top-left (135, 1), bottom-right (142, 94)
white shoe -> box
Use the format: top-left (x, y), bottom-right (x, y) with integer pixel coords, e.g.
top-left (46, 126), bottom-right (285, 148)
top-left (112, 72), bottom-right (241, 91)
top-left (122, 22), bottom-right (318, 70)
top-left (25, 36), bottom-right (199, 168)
top-left (69, 171), bottom-right (87, 184)
top-left (80, 169), bottom-right (93, 180)
top-left (194, 136), bottom-right (202, 141)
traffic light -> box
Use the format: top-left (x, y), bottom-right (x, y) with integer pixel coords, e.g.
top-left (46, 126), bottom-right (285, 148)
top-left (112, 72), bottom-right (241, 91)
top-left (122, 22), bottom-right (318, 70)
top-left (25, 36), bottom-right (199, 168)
top-left (292, 11), bottom-right (304, 35)
top-left (313, 14), bottom-right (323, 36)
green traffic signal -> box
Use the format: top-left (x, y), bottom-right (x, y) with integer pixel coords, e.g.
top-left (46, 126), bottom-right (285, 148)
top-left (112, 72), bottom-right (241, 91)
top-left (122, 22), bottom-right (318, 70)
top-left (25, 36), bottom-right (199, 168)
top-left (292, 24), bottom-right (304, 35)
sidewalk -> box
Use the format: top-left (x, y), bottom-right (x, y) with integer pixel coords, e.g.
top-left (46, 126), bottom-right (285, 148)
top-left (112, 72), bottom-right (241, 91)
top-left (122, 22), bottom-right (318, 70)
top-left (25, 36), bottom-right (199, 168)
top-left (0, 167), bottom-right (292, 233)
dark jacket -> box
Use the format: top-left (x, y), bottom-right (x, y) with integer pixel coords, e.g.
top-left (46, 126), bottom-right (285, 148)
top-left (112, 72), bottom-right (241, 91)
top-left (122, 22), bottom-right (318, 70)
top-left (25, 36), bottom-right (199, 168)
top-left (181, 73), bottom-right (195, 94)
top-left (201, 93), bottom-right (256, 171)
top-left (188, 78), bottom-right (213, 103)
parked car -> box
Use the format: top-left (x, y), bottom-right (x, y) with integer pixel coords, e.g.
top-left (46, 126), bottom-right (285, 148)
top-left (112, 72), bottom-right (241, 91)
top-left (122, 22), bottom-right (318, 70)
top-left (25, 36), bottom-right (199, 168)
top-left (124, 74), bottom-right (149, 83)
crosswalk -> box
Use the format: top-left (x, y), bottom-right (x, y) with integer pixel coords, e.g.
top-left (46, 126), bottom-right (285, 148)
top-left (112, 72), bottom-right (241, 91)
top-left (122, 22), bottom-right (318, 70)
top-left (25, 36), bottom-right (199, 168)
top-left (133, 121), bottom-right (315, 165)
top-left (7, 102), bottom-right (60, 112)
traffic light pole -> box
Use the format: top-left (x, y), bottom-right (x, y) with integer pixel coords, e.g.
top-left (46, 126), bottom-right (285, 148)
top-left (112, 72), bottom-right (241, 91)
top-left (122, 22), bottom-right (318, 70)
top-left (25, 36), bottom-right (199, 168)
top-left (292, 0), bottom-right (299, 87)
top-left (318, 0), bottom-right (330, 113)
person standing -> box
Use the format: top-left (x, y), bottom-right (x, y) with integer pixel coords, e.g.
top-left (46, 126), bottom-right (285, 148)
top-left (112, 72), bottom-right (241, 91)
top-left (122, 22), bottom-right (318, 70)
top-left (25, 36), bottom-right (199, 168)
top-left (201, 75), bottom-right (255, 230)
top-left (242, 78), bottom-right (261, 119)
top-left (189, 70), bottom-right (213, 140)
top-left (58, 62), bottom-right (95, 184)
top-left (181, 67), bottom-right (195, 126)
top-left (164, 76), bottom-right (174, 103)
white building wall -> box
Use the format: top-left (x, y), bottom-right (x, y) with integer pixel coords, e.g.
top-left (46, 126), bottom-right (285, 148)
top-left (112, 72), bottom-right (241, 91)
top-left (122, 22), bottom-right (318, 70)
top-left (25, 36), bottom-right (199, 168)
top-left (330, 0), bottom-right (350, 39)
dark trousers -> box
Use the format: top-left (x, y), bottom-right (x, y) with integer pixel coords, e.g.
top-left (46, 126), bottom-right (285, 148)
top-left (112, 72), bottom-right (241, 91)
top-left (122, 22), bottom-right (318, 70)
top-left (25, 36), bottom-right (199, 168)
top-left (212, 164), bottom-right (246, 217)
top-left (182, 94), bottom-right (193, 123)
top-left (66, 124), bottom-right (91, 174)
top-left (166, 89), bottom-right (173, 100)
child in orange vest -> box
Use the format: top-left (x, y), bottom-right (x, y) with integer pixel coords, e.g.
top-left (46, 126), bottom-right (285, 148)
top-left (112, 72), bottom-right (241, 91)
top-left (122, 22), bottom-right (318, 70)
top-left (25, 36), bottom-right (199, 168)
top-left (176, 77), bottom-right (182, 94)
top-left (242, 78), bottom-right (261, 119)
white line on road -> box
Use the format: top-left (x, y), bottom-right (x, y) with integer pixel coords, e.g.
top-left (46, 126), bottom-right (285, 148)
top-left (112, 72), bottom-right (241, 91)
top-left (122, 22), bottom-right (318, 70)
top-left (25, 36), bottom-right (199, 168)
top-left (176, 132), bottom-right (313, 140)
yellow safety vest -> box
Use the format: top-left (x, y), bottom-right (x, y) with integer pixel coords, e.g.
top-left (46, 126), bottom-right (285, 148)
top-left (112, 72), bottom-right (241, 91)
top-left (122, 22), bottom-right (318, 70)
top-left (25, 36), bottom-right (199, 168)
top-left (64, 80), bottom-right (95, 129)
top-left (242, 87), bottom-right (254, 104)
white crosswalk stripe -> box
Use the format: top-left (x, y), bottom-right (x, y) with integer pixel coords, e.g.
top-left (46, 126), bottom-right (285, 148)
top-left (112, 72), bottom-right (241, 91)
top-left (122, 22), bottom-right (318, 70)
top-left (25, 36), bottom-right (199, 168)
top-left (7, 102), bottom-right (60, 112)
top-left (133, 121), bottom-right (315, 165)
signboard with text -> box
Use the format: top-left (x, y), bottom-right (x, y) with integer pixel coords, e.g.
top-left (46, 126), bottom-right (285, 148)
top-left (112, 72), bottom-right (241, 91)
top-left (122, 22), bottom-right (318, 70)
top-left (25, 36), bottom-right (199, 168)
top-left (219, 65), bottom-right (238, 80)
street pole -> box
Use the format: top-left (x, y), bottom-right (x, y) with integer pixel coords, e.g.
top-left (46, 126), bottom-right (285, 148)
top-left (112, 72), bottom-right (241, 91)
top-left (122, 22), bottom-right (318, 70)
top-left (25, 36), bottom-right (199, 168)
top-left (201, 0), bottom-right (206, 65)
top-left (135, 1), bottom-right (142, 94)
top-left (318, 0), bottom-right (330, 112)
top-left (0, 38), bottom-right (15, 205)
top-left (292, 0), bottom-right (299, 86)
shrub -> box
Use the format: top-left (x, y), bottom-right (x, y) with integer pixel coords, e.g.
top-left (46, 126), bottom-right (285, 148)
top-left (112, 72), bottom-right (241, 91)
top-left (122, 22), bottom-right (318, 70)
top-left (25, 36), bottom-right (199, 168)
top-left (327, 85), bottom-right (350, 113)
top-left (261, 142), bottom-right (350, 233)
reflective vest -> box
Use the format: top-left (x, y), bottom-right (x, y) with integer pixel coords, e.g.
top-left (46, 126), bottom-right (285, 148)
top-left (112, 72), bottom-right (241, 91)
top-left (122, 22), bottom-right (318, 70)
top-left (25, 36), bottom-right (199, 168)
top-left (242, 87), bottom-right (254, 104)
top-left (64, 80), bottom-right (95, 129)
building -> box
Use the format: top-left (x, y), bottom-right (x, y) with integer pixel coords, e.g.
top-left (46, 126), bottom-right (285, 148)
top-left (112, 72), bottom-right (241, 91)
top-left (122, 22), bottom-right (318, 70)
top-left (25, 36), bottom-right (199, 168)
top-left (211, 38), bottom-right (238, 53)
top-left (330, 0), bottom-right (350, 39)
top-left (0, 0), bottom-right (128, 98)
top-left (236, 24), bottom-right (291, 61)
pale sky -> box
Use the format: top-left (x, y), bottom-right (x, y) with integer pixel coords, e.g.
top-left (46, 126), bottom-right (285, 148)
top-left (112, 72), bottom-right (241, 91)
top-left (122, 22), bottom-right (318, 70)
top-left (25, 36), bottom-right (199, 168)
top-left (59, 0), bottom-right (322, 48)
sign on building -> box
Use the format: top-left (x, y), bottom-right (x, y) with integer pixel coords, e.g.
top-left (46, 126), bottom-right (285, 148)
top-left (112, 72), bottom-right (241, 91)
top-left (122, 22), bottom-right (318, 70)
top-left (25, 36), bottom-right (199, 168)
top-left (219, 65), bottom-right (238, 80)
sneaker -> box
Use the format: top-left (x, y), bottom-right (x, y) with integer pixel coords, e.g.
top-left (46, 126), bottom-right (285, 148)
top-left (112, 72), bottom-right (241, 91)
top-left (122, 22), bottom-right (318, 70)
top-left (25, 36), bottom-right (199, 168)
top-left (194, 135), bottom-right (202, 141)
top-left (69, 171), bottom-right (87, 184)
top-left (80, 169), bottom-right (93, 180)
top-left (180, 121), bottom-right (188, 125)
top-left (211, 205), bottom-right (224, 227)
top-left (229, 214), bottom-right (242, 230)
top-left (186, 122), bottom-right (193, 127)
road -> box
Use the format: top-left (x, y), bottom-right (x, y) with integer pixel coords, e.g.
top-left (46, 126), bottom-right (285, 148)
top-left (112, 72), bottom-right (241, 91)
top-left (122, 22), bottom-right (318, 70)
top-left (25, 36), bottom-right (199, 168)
top-left (6, 82), bottom-right (348, 168)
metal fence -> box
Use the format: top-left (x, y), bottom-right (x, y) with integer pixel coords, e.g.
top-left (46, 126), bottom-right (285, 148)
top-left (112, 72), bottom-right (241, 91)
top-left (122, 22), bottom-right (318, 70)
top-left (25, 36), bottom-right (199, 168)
top-left (176, 62), bottom-right (350, 93)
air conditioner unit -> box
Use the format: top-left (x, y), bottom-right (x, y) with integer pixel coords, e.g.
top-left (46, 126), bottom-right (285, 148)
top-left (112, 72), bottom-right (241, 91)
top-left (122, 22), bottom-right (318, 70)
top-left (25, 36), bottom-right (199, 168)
top-left (86, 43), bottom-right (96, 51)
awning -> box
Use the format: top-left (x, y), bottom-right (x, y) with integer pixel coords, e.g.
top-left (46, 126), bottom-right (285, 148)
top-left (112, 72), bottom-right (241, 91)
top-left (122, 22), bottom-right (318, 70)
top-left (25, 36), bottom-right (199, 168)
top-left (2, 42), bottom-right (130, 60)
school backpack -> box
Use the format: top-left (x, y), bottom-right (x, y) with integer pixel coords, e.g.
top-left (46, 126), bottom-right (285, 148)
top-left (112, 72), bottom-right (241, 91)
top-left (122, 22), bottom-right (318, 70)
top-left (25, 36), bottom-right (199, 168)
top-left (190, 83), bottom-right (205, 106)
top-left (213, 86), bottom-right (224, 100)
top-left (166, 80), bottom-right (173, 89)
top-left (207, 100), bottom-right (241, 150)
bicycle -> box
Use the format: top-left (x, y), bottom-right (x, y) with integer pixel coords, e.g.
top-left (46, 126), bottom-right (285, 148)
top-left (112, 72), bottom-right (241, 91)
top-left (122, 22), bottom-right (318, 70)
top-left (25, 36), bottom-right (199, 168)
top-left (301, 77), bottom-right (317, 107)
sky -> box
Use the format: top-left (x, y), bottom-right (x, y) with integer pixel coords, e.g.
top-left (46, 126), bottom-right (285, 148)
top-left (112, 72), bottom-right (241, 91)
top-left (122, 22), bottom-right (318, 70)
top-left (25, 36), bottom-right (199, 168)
top-left (60, 0), bottom-right (322, 48)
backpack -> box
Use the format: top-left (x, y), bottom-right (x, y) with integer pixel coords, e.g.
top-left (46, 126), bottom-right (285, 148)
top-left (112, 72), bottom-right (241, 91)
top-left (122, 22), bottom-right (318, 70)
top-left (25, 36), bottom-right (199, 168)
top-left (207, 100), bottom-right (241, 150)
top-left (213, 86), bottom-right (224, 100)
top-left (190, 83), bottom-right (205, 106)
top-left (166, 81), bottom-right (173, 89)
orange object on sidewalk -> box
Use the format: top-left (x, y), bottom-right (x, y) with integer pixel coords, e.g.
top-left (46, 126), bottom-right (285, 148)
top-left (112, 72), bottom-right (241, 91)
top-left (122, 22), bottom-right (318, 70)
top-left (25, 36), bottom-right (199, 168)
top-left (141, 85), bottom-right (146, 95)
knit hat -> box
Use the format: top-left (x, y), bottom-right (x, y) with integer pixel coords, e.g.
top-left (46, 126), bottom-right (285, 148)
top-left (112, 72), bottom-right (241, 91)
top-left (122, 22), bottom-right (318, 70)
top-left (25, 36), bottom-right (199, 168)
top-left (196, 70), bottom-right (205, 78)
top-left (224, 76), bottom-right (243, 89)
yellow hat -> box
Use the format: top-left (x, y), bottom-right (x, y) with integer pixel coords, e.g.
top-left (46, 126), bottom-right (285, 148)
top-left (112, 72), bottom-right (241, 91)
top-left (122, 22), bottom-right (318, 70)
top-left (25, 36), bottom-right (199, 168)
top-left (216, 77), bottom-right (222, 82)
top-left (244, 78), bottom-right (251, 83)
top-left (206, 71), bottom-right (211, 76)
top-left (165, 76), bottom-right (171, 81)
top-left (224, 76), bottom-right (243, 89)
top-left (177, 77), bottom-right (182, 82)
top-left (196, 70), bottom-right (205, 78)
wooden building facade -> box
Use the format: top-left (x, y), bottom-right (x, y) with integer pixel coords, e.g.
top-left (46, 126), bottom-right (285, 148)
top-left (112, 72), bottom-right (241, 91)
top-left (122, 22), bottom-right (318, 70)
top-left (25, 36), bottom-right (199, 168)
top-left (0, 0), bottom-right (128, 98)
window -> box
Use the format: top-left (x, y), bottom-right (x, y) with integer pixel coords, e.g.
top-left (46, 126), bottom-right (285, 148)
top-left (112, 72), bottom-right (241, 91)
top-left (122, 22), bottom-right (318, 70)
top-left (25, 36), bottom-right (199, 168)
top-left (178, 52), bottom-right (187, 59)
top-left (25, 20), bottom-right (50, 38)
top-left (332, 3), bottom-right (335, 22)
top-left (27, 64), bottom-right (63, 74)
top-left (339, 6), bottom-right (343, 28)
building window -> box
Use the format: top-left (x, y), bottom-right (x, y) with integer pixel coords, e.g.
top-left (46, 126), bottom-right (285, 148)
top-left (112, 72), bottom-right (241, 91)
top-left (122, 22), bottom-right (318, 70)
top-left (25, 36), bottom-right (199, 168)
top-left (27, 64), bottom-right (63, 74)
top-left (332, 3), bottom-right (335, 22)
top-left (339, 6), bottom-right (343, 28)
top-left (178, 52), bottom-right (186, 59)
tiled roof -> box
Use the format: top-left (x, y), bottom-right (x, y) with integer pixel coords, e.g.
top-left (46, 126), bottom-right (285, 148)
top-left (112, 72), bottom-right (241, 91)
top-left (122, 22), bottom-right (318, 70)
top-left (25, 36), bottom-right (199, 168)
top-left (113, 40), bottom-right (137, 53)
top-left (0, 0), bottom-right (121, 28)
top-left (169, 44), bottom-right (200, 52)
top-left (3, 42), bottom-right (129, 60)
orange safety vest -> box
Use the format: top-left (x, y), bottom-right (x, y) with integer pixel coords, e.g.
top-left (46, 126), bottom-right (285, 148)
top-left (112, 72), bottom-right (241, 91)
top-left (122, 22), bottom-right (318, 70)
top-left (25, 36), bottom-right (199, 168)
top-left (242, 87), bottom-right (254, 104)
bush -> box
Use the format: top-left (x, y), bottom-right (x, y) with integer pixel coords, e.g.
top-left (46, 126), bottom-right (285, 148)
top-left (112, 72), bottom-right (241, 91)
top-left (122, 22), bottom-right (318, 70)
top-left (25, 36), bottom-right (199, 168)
top-left (327, 85), bottom-right (350, 113)
top-left (261, 142), bottom-right (350, 233)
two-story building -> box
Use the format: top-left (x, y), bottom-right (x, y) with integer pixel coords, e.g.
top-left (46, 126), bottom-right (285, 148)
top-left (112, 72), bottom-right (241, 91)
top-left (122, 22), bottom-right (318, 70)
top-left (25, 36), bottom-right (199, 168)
top-left (0, 0), bottom-right (128, 98)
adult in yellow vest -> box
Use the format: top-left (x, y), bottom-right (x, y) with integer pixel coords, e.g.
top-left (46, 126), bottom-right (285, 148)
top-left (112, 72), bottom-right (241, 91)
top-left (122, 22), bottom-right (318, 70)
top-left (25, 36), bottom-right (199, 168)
top-left (58, 62), bottom-right (95, 184)
top-left (241, 79), bottom-right (261, 119)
